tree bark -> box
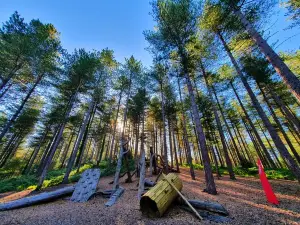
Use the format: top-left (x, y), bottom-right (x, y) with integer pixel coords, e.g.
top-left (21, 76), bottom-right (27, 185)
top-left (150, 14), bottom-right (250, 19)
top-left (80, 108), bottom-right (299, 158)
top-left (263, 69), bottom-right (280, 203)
top-left (168, 119), bottom-right (174, 168)
top-left (230, 82), bottom-right (275, 168)
top-left (24, 128), bottom-right (49, 174)
top-left (233, 9), bottom-right (300, 102)
top-left (184, 73), bottom-right (217, 194)
top-left (138, 109), bottom-right (146, 200)
top-left (201, 63), bottom-right (235, 179)
top-left (112, 75), bottom-right (132, 190)
top-left (213, 88), bottom-right (244, 165)
top-left (134, 121), bottom-right (140, 160)
top-left (76, 102), bottom-right (96, 168)
top-left (160, 82), bottom-right (169, 174)
top-left (60, 130), bottom-right (75, 169)
top-left (62, 100), bottom-right (94, 184)
top-left (218, 31), bottom-right (300, 181)
top-left (171, 120), bottom-right (180, 172)
top-left (36, 86), bottom-right (80, 189)
top-left (109, 91), bottom-right (123, 163)
top-left (177, 77), bottom-right (195, 180)
top-left (269, 89), bottom-right (300, 132)
top-left (259, 84), bottom-right (300, 164)
top-left (0, 74), bottom-right (43, 141)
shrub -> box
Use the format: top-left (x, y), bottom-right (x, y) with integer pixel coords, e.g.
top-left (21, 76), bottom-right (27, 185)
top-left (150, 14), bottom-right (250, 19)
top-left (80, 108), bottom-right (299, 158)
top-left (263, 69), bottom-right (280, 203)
top-left (183, 163), bottom-right (295, 181)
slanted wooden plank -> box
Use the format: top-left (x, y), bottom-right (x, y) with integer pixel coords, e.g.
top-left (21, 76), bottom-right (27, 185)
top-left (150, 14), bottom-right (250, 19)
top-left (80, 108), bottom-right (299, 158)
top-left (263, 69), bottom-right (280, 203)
top-left (70, 169), bottom-right (101, 203)
top-left (105, 187), bottom-right (124, 207)
top-left (0, 186), bottom-right (75, 211)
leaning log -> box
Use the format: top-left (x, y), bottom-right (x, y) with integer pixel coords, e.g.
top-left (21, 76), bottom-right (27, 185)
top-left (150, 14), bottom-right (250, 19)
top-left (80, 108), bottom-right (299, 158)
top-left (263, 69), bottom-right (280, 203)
top-left (0, 186), bottom-right (75, 211)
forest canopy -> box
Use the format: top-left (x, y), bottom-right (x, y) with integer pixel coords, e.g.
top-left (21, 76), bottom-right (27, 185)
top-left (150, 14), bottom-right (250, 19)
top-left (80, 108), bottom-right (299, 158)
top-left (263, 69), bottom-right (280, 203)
top-left (0, 0), bottom-right (300, 196)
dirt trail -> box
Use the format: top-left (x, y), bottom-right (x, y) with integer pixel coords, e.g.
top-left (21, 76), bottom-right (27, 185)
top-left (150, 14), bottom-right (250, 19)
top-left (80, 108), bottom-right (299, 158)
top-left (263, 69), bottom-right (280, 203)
top-left (0, 168), bottom-right (299, 225)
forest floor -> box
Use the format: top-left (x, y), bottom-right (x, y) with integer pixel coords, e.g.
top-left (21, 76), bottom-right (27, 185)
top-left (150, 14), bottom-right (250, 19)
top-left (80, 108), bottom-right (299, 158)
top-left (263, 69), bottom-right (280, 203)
top-left (0, 167), bottom-right (300, 225)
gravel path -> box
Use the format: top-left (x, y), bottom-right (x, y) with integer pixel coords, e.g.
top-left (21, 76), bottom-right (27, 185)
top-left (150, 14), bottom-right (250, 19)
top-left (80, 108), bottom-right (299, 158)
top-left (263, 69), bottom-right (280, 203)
top-left (0, 168), bottom-right (299, 225)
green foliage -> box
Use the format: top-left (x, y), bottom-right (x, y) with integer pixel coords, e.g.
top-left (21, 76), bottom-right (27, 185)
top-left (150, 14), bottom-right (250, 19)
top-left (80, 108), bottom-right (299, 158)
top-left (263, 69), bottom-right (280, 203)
top-left (280, 50), bottom-right (300, 77)
top-left (0, 164), bottom-right (93, 193)
top-left (284, 0), bottom-right (300, 28)
top-left (183, 163), bottom-right (295, 180)
top-left (0, 160), bottom-right (136, 193)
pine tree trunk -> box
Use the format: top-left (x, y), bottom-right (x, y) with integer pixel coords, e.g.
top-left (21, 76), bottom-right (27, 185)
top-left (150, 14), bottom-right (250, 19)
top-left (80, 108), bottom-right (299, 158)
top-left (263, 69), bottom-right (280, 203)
top-left (112, 76), bottom-right (132, 190)
top-left (62, 100), bottom-right (94, 184)
top-left (0, 136), bottom-right (22, 168)
top-left (259, 84), bottom-right (300, 164)
top-left (0, 134), bottom-right (17, 161)
top-left (171, 120), bottom-right (180, 172)
top-left (177, 77), bottom-right (195, 180)
top-left (230, 82), bottom-right (276, 168)
top-left (217, 32), bottom-right (300, 178)
top-left (160, 83), bottom-right (169, 173)
top-left (202, 63), bottom-right (235, 179)
top-left (184, 73), bottom-right (217, 194)
top-left (269, 89), bottom-right (300, 132)
top-left (24, 128), bottom-right (49, 174)
top-left (109, 91), bottom-right (123, 164)
top-left (257, 121), bottom-right (284, 169)
top-left (168, 119), bottom-right (174, 168)
top-left (134, 121), bottom-right (140, 159)
top-left (233, 9), bottom-right (300, 102)
top-left (138, 109), bottom-right (146, 200)
top-left (230, 122), bottom-right (248, 162)
top-left (60, 130), bottom-right (75, 169)
top-left (37, 86), bottom-right (80, 189)
top-left (37, 137), bottom-right (55, 176)
top-left (234, 124), bottom-right (254, 164)
top-left (76, 103), bottom-right (96, 168)
top-left (97, 132), bottom-right (106, 165)
top-left (213, 88), bottom-right (244, 165)
top-left (0, 74), bottom-right (43, 141)
top-left (0, 82), bottom-right (13, 100)
top-left (0, 59), bottom-right (23, 92)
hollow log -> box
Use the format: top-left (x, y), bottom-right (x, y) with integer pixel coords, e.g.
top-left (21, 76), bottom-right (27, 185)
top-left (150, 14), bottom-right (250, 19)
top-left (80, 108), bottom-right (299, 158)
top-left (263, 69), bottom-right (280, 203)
top-left (0, 186), bottom-right (75, 211)
top-left (140, 173), bottom-right (182, 217)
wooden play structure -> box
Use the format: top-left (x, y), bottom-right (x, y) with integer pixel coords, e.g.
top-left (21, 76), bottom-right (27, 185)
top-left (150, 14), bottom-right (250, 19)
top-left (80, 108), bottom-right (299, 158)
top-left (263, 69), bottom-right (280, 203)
top-left (140, 173), bottom-right (182, 217)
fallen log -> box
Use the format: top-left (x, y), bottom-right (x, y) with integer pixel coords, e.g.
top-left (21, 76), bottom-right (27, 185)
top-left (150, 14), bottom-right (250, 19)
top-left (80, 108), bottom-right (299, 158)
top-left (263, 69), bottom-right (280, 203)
top-left (177, 199), bottom-right (229, 216)
top-left (0, 186), bottom-right (75, 211)
top-left (144, 178), bottom-right (156, 187)
top-left (162, 173), bottom-right (202, 220)
top-left (179, 205), bottom-right (232, 223)
top-left (97, 189), bottom-right (115, 198)
top-left (187, 200), bottom-right (229, 216)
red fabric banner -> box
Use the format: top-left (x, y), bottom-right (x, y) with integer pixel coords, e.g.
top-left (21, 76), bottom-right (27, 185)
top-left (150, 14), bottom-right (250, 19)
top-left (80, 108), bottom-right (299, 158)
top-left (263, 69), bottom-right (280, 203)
top-left (257, 159), bottom-right (279, 205)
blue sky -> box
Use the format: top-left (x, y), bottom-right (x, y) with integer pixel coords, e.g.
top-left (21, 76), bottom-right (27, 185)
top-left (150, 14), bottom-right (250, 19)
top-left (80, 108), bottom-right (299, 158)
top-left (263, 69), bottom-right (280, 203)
top-left (0, 0), bottom-right (155, 67)
top-left (0, 0), bottom-right (299, 68)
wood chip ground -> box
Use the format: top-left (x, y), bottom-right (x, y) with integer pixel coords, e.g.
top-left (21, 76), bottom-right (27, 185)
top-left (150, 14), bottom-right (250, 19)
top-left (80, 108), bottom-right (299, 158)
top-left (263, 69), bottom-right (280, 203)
top-left (0, 167), bottom-right (299, 225)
